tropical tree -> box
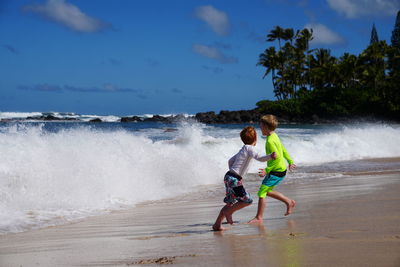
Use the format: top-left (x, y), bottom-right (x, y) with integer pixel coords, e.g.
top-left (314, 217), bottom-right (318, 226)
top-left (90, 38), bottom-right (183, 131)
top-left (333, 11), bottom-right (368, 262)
top-left (283, 28), bottom-right (297, 44)
top-left (337, 53), bottom-right (358, 89)
top-left (260, 27), bottom-right (315, 99)
top-left (257, 47), bottom-right (282, 99)
top-left (391, 11), bottom-right (400, 49)
top-left (295, 28), bottom-right (314, 91)
top-left (370, 23), bottom-right (379, 44)
top-left (257, 22), bottom-right (399, 119)
top-left (309, 48), bottom-right (337, 91)
top-left (267, 26), bottom-right (285, 49)
top-left (358, 41), bottom-right (389, 101)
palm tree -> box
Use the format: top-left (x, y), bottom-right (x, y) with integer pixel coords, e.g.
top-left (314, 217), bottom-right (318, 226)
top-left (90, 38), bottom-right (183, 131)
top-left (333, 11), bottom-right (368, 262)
top-left (296, 28), bottom-right (313, 51)
top-left (283, 28), bottom-right (297, 44)
top-left (258, 47), bottom-right (277, 78)
top-left (267, 26), bottom-right (285, 49)
top-left (338, 53), bottom-right (358, 89)
top-left (358, 41), bottom-right (389, 100)
top-left (257, 47), bottom-right (282, 98)
top-left (295, 28), bottom-right (314, 93)
top-left (265, 26), bottom-right (295, 99)
top-left (310, 48), bottom-right (337, 91)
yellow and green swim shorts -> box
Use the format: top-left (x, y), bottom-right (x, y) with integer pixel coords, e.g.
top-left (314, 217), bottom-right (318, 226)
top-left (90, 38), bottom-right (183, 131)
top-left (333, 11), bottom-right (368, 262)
top-left (257, 170), bottom-right (287, 198)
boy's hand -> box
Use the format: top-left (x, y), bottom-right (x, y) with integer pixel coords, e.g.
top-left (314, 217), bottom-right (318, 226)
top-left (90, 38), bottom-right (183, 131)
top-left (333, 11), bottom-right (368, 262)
top-left (258, 168), bottom-right (266, 177)
top-left (289, 164), bottom-right (297, 172)
top-left (270, 152), bottom-right (277, 160)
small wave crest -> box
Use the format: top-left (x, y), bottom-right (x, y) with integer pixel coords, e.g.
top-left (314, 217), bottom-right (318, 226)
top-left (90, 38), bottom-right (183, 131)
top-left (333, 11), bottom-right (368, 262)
top-left (282, 124), bottom-right (400, 165)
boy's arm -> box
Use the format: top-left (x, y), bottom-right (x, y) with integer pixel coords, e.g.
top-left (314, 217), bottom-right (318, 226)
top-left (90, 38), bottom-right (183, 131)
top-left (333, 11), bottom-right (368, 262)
top-left (248, 146), bottom-right (275, 162)
top-left (268, 140), bottom-right (280, 158)
top-left (282, 144), bottom-right (296, 171)
top-left (263, 140), bottom-right (279, 172)
top-left (282, 145), bottom-right (294, 165)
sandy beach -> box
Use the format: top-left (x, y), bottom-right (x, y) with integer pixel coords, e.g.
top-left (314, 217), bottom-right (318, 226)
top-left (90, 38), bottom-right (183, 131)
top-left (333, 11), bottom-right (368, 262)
top-left (1, 167), bottom-right (400, 266)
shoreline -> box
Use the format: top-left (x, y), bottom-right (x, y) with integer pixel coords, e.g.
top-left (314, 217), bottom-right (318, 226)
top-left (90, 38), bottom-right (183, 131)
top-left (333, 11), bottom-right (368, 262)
top-left (1, 170), bottom-right (399, 266)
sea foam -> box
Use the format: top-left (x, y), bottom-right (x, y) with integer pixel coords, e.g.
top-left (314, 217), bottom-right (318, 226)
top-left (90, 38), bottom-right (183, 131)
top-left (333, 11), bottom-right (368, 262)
top-left (283, 124), bottom-right (400, 164)
top-left (0, 123), bottom-right (235, 233)
top-left (1, 122), bottom-right (400, 233)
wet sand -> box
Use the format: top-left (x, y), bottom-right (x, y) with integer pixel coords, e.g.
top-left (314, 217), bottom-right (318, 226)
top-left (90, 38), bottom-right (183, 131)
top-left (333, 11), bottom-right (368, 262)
top-left (1, 171), bottom-right (400, 266)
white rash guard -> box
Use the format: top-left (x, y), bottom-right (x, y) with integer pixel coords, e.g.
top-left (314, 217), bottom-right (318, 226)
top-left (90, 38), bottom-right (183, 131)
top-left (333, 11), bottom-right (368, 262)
top-left (228, 145), bottom-right (273, 177)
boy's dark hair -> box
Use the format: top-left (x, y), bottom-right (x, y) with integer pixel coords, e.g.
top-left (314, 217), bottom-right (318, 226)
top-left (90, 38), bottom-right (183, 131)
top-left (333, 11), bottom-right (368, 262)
top-left (260, 114), bottom-right (278, 131)
top-left (240, 126), bottom-right (257, 145)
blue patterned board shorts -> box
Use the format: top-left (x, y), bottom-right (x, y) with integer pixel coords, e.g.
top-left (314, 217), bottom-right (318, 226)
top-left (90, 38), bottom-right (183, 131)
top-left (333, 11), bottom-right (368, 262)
top-left (258, 170), bottom-right (286, 198)
top-left (223, 172), bottom-right (253, 204)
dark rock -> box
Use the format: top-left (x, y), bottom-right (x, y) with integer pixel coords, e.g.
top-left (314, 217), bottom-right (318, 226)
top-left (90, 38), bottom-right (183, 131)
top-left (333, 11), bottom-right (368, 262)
top-left (195, 109), bottom-right (262, 124)
top-left (121, 114), bottom-right (192, 123)
top-left (170, 114), bottom-right (186, 122)
top-left (89, 118), bottom-right (102, 123)
top-left (195, 111), bottom-right (218, 124)
top-left (121, 116), bottom-right (142, 122)
top-left (196, 108), bottom-right (400, 124)
top-left (143, 114), bottom-right (192, 123)
top-left (143, 115), bottom-right (169, 122)
top-left (26, 115), bottom-right (79, 121)
top-left (26, 116), bottom-right (41, 120)
top-left (43, 115), bottom-right (62, 121)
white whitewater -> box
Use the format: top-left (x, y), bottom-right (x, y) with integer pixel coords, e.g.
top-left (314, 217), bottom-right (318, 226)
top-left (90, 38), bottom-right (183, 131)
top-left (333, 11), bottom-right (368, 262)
top-left (1, 122), bottom-right (399, 233)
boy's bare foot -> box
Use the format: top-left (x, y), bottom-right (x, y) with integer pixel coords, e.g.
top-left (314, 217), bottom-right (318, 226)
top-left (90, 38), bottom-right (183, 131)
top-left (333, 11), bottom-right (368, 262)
top-left (212, 224), bottom-right (226, 231)
top-left (285, 199), bottom-right (296, 216)
top-left (223, 210), bottom-right (234, 224)
top-left (248, 217), bottom-right (263, 224)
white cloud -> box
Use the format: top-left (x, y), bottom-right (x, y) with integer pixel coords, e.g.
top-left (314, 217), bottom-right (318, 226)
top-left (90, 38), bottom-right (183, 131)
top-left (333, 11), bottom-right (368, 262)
top-left (194, 5), bottom-right (230, 36)
top-left (23, 0), bottom-right (111, 32)
top-left (18, 83), bottom-right (144, 96)
top-left (327, 0), bottom-right (400, 18)
top-left (304, 23), bottom-right (345, 45)
top-left (192, 44), bottom-right (238, 64)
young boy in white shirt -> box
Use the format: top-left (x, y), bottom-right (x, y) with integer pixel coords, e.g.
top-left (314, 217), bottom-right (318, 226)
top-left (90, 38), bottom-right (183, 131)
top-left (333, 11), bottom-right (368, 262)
top-left (212, 126), bottom-right (276, 231)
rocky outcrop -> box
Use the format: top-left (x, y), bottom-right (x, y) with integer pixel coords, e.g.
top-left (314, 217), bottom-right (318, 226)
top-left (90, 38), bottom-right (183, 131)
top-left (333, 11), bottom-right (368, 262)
top-left (194, 109), bottom-right (350, 124)
top-left (89, 118), bottom-right (102, 123)
top-left (143, 115), bottom-right (170, 123)
top-left (120, 116), bottom-right (142, 122)
top-left (195, 109), bottom-right (262, 124)
top-left (121, 114), bottom-right (192, 123)
top-left (121, 110), bottom-right (272, 124)
top-left (26, 115), bottom-right (78, 121)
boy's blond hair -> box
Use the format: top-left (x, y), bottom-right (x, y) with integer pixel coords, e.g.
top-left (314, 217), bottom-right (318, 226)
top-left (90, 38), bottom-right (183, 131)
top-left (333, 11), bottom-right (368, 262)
top-left (240, 126), bottom-right (257, 145)
top-left (260, 114), bottom-right (278, 131)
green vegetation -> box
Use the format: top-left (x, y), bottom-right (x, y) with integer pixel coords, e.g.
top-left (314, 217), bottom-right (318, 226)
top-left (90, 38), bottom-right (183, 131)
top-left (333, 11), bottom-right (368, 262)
top-left (256, 12), bottom-right (400, 121)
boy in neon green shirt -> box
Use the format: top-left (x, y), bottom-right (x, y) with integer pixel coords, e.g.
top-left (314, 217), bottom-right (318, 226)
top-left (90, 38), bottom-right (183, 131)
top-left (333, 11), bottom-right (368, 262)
top-left (249, 115), bottom-right (296, 223)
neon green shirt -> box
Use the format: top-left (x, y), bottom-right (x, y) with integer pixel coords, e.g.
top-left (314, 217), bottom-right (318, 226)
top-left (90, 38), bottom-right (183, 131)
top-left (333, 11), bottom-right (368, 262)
top-left (265, 132), bottom-right (293, 173)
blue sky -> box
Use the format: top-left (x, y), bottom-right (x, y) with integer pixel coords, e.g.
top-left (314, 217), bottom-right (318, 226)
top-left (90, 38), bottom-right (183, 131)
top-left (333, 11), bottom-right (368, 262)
top-left (1, 0), bottom-right (399, 115)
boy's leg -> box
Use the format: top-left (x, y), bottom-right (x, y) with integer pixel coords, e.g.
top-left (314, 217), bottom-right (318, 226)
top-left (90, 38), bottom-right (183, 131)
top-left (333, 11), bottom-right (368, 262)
top-left (222, 180), bottom-right (253, 224)
top-left (267, 190), bottom-right (296, 216)
top-left (249, 183), bottom-right (271, 223)
top-left (213, 205), bottom-right (229, 231)
top-left (223, 201), bottom-right (251, 224)
top-left (248, 197), bottom-right (266, 223)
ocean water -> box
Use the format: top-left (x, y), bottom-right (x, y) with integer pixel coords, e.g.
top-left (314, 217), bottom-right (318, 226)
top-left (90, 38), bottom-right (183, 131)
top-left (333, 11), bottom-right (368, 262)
top-left (1, 115), bottom-right (400, 234)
